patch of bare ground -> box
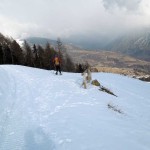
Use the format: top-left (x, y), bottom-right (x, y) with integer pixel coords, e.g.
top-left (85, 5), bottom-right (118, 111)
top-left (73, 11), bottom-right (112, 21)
top-left (66, 46), bottom-right (150, 77)
top-left (93, 67), bottom-right (146, 76)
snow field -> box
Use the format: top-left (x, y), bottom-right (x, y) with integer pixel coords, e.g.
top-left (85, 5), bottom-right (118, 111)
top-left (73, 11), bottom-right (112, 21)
top-left (0, 65), bottom-right (150, 150)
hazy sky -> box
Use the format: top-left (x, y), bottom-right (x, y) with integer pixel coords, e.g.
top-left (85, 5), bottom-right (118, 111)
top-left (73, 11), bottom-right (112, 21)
top-left (0, 0), bottom-right (150, 39)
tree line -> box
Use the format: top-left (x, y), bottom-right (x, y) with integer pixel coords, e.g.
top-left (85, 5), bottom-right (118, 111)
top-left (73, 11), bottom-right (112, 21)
top-left (0, 33), bottom-right (76, 72)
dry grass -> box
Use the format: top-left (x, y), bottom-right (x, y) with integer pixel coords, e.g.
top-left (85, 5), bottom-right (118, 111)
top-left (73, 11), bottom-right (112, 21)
top-left (93, 66), bottom-right (147, 76)
top-left (107, 103), bottom-right (123, 114)
top-left (66, 47), bottom-right (150, 76)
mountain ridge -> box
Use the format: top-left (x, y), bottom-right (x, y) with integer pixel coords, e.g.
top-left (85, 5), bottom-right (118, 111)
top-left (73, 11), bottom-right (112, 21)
top-left (21, 27), bottom-right (150, 61)
top-left (106, 29), bottom-right (150, 61)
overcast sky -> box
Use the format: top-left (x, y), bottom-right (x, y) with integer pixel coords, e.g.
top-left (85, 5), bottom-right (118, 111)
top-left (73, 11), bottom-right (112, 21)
top-left (0, 0), bottom-right (150, 39)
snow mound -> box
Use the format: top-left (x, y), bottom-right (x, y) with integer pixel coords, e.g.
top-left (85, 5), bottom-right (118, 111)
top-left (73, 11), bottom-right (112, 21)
top-left (0, 65), bottom-right (150, 150)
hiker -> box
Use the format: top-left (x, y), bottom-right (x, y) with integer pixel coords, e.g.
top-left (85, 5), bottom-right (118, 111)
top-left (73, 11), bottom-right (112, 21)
top-left (53, 55), bottom-right (62, 75)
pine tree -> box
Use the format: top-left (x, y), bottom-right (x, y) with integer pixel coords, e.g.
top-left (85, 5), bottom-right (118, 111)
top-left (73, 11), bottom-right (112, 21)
top-left (65, 53), bottom-right (75, 72)
top-left (33, 44), bottom-right (40, 67)
top-left (56, 38), bottom-right (75, 72)
top-left (3, 44), bottom-right (12, 64)
top-left (0, 34), bottom-right (12, 64)
top-left (37, 45), bottom-right (44, 68)
top-left (0, 43), bottom-right (3, 64)
top-left (43, 43), bottom-right (51, 69)
top-left (10, 40), bottom-right (24, 65)
top-left (56, 38), bottom-right (65, 71)
top-left (43, 43), bottom-right (57, 70)
top-left (23, 41), bottom-right (34, 67)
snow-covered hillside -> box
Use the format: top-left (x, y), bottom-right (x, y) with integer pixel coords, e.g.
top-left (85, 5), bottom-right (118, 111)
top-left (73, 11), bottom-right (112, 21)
top-left (0, 65), bottom-right (150, 150)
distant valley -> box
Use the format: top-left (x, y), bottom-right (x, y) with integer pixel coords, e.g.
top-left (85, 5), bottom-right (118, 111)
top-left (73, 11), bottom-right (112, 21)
top-left (65, 44), bottom-right (150, 76)
top-left (22, 33), bottom-right (150, 78)
top-left (24, 27), bottom-right (150, 62)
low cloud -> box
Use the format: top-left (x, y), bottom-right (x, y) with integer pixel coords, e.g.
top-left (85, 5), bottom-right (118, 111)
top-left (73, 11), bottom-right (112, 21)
top-left (0, 0), bottom-right (150, 40)
top-left (102, 0), bottom-right (142, 11)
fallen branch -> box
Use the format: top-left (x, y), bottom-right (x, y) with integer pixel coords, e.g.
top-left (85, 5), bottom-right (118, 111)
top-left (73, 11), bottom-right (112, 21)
top-left (99, 86), bottom-right (117, 97)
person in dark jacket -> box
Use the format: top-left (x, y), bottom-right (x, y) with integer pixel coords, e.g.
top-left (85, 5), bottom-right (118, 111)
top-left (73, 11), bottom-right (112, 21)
top-left (53, 55), bottom-right (62, 75)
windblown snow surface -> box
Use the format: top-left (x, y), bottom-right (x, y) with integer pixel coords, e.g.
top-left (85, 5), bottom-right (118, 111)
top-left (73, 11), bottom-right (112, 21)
top-left (0, 65), bottom-right (150, 150)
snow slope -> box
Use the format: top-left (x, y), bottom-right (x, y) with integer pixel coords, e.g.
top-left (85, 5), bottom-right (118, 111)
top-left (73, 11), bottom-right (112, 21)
top-left (0, 65), bottom-right (150, 150)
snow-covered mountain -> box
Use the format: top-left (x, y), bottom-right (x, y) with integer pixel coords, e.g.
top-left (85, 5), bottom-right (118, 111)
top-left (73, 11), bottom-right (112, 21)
top-left (18, 28), bottom-right (150, 62)
top-left (107, 29), bottom-right (150, 61)
top-left (16, 37), bottom-right (57, 47)
top-left (0, 65), bottom-right (150, 150)
top-left (25, 37), bottom-right (57, 46)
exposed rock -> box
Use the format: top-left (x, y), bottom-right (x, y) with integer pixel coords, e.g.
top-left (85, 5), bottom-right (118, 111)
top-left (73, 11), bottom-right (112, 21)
top-left (137, 75), bottom-right (150, 82)
top-left (91, 80), bottom-right (100, 86)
